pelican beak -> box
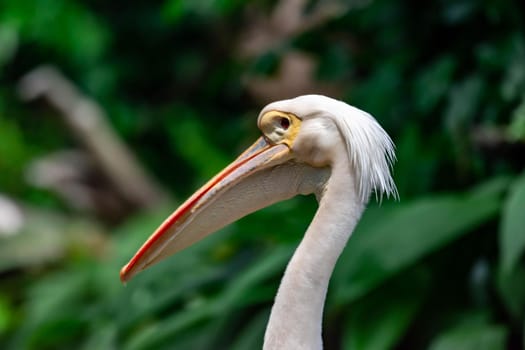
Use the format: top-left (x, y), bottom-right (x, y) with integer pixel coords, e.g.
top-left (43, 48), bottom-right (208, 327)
top-left (120, 137), bottom-right (293, 282)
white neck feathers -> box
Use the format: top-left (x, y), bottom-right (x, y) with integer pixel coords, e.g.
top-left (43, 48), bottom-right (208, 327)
top-left (263, 153), bottom-right (364, 350)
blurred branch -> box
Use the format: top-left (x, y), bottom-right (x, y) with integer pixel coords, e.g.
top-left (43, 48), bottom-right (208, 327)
top-left (238, 0), bottom-right (357, 103)
top-left (471, 125), bottom-right (525, 149)
top-left (18, 66), bottom-right (168, 211)
top-left (25, 150), bottom-right (133, 220)
top-left (0, 194), bottom-right (24, 237)
top-left (0, 194), bottom-right (109, 273)
top-left (471, 125), bottom-right (525, 169)
top-left (244, 51), bottom-right (340, 104)
top-left (238, 0), bottom-right (357, 58)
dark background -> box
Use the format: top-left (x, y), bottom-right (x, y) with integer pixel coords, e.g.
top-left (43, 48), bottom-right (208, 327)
top-left (0, 0), bottom-right (524, 349)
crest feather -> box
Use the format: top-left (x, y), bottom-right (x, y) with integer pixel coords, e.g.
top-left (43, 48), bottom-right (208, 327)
top-left (262, 95), bottom-right (398, 202)
top-left (327, 101), bottom-right (398, 202)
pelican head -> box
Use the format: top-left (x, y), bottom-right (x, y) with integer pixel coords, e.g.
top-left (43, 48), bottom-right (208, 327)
top-left (120, 94), bottom-right (396, 283)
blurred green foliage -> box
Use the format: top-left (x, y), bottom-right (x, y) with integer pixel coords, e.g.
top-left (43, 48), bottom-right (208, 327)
top-left (0, 0), bottom-right (524, 349)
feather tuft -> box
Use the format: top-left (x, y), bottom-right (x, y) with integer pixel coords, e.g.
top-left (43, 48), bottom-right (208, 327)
top-left (261, 95), bottom-right (398, 203)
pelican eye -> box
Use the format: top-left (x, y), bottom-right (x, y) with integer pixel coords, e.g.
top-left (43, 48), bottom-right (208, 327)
top-left (259, 111), bottom-right (300, 146)
top-left (280, 117), bottom-right (290, 130)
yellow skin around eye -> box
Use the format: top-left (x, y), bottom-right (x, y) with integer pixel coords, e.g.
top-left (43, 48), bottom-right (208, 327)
top-left (258, 111), bottom-right (302, 147)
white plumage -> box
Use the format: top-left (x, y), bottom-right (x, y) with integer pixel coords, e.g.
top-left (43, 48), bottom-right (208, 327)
top-left (261, 95), bottom-right (397, 202)
top-left (121, 95), bottom-right (397, 349)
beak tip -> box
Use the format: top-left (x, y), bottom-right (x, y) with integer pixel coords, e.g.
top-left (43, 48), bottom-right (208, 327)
top-left (120, 264), bottom-right (132, 284)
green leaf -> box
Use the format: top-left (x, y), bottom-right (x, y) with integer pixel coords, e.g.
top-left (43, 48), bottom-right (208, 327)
top-left (500, 173), bottom-right (525, 273)
top-left (0, 24), bottom-right (18, 68)
top-left (0, 117), bottom-right (31, 192)
top-left (81, 323), bottom-right (117, 350)
top-left (229, 310), bottom-right (268, 350)
top-left (342, 268), bottom-right (429, 350)
top-left (333, 177), bottom-right (509, 304)
top-left (413, 55), bottom-right (456, 114)
top-left (162, 0), bottom-right (240, 22)
top-left (213, 245), bottom-right (292, 311)
top-left (165, 109), bottom-right (229, 179)
top-left (444, 75), bottom-right (484, 133)
top-left (124, 305), bottom-right (214, 350)
top-left (497, 263), bottom-right (525, 319)
top-left (124, 246), bottom-right (291, 350)
top-left (429, 322), bottom-right (507, 350)
top-left (1, 0), bottom-right (109, 66)
top-left (0, 295), bottom-right (12, 335)
top-left (501, 37), bottom-right (525, 101)
top-left (508, 97), bottom-right (525, 141)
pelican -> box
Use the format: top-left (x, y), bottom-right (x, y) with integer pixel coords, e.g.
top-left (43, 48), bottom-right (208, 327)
top-left (120, 95), bottom-right (397, 349)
